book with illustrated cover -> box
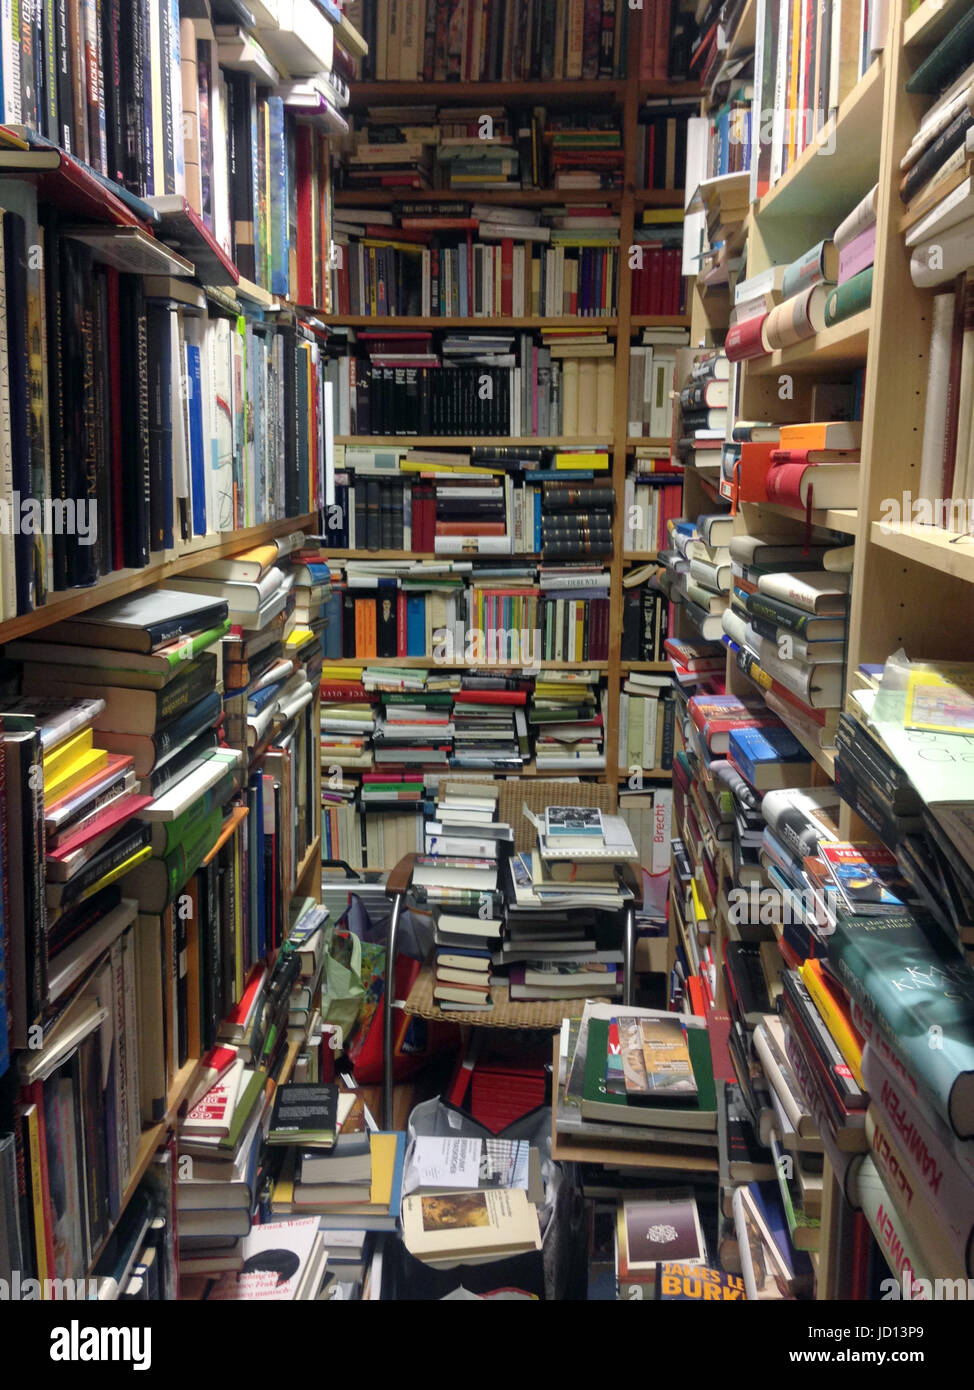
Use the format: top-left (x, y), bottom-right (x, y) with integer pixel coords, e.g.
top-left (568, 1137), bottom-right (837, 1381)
top-left (819, 843), bottom-right (909, 915)
top-left (616, 1190), bottom-right (706, 1284)
top-left (618, 1014), bottom-right (697, 1100)
top-left (205, 1217), bottom-right (324, 1300)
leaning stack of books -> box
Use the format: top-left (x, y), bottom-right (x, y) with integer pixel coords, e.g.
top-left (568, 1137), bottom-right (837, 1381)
top-left (530, 670), bottom-right (607, 772)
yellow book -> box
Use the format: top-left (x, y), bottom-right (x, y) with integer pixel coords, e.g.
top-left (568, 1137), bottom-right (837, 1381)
top-left (319, 666), bottom-right (364, 680)
top-left (360, 238), bottom-right (426, 254)
top-left (398, 460), bottom-right (498, 475)
top-left (44, 747), bottom-right (109, 808)
top-left (43, 728), bottom-right (93, 781)
top-left (21, 1104), bottom-right (50, 1287)
top-left (904, 664), bottom-right (974, 735)
top-left (690, 878), bottom-right (708, 927)
top-left (45, 843), bottom-right (153, 914)
top-left (285, 625), bottom-right (315, 648)
top-left (553, 452), bottom-right (610, 469)
top-left (368, 1131), bottom-right (399, 1207)
top-left (787, 0), bottom-right (801, 165)
top-left (799, 959), bottom-right (865, 1086)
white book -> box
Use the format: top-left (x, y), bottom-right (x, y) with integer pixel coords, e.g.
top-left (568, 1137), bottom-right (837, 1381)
top-left (138, 748), bottom-right (242, 824)
top-left (905, 176), bottom-right (974, 249)
top-left (918, 291), bottom-right (956, 504)
top-left (46, 899), bottom-right (139, 1005)
top-left (911, 216), bottom-right (974, 288)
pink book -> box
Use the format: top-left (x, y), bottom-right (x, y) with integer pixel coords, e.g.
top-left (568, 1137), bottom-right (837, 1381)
top-left (838, 224), bottom-right (877, 284)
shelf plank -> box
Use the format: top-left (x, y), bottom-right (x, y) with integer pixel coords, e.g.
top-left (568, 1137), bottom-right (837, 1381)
top-left (756, 58), bottom-right (885, 222)
top-left (746, 311), bottom-right (870, 376)
top-left (904, 0), bottom-right (970, 48)
top-left (616, 768), bottom-right (673, 779)
top-left (746, 500), bottom-right (860, 536)
top-left (625, 438), bottom-right (672, 448)
top-left (632, 189), bottom-right (687, 207)
top-left (336, 187), bottom-right (623, 207)
top-left (296, 834), bottom-right (322, 887)
top-left (624, 551), bottom-right (661, 561)
top-left (349, 80), bottom-right (628, 106)
top-left (870, 519), bottom-right (974, 585)
top-left (322, 315), bottom-right (619, 328)
top-left (0, 514), bottom-right (317, 645)
top-left (335, 435), bottom-right (612, 447)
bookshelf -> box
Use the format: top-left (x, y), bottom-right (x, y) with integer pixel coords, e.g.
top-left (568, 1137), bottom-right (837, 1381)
top-left (674, 0), bottom-right (974, 1304)
top-left (325, 4), bottom-right (698, 803)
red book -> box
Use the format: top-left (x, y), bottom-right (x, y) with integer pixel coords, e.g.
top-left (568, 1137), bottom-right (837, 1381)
top-left (295, 124), bottom-right (314, 306)
top-left (725, 313), bottom-right (769, 361)
top-left (47, 792), bottom-right (153, 859)
top-left (319, 683), bottom-right (371, 701)
top-left (687, 974), bottom-right (708, 1016)
top-left (434, 521), bottom-right (507, 536)
top-left (452, 689), bottom-right (527, 705)
top-left (640, 0), bottom-right (657, 78)
top-left (737, 441), bottom-right (778, 502)
top-left (399, 216), bottom-right (480, 231)
top-left (224, 963), bottom-right (267, 1030)
top-left (367, 224), bottom-right (430, 242)
top-left (500, 236), bottom-right (514, 316)
top-left (654, 0), bottom-right (672, 79)
top-left (396, 590), bottom-right (408, 658)
top-left (21, 1081), bottom-right (57, 1279)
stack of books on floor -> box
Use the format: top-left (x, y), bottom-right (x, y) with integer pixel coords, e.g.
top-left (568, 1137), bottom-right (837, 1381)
top-left (183, 1217), bottom-right (331, 1301)
top-left (399, 1134), bottom-right (544, 1268)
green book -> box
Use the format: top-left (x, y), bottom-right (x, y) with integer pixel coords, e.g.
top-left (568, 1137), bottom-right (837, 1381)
top-left (581, 1018), bottom-right (717, 1131)
top-left (824, 266), bottom-right (873, 327)
top-left (906, 6), bottom-right (974, 93)
top-left (825, 905), bottom-right (974, 1141)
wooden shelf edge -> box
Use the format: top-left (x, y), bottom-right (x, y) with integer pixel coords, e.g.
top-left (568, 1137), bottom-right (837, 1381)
top-left (296, 834), bottom-right (322, 887)
top-left (870, 519), bottom-right (974, 584)
top-left (746, 311), bottom-right (871, 376)
top-left (0, 515), bottom-right (317, 645)
top-left (746, 500), bottom-right (860, 536)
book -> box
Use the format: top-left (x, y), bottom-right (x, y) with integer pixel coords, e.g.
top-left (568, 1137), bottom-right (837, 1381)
top-left (400, 1187), bottom-right (541, 1263)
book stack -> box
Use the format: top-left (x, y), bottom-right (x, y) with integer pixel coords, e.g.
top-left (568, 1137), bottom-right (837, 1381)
top-left (530, 670), bottom-right (606, 771)
top-left (675, 350), bottom-right (730, 471)
top-left (191, 1217), bottom-right (331, 1300)
top-left (555, 1002), bottom-right (719, 1161)
top-left (722, 529), bottom-right (852, 748)
top-left (658, 511), bottom-right (732, 644)
top-left (275, 1120), bottom-right (405, 1237)
top-left (614, 1188), bottom-right (708, 1298)
top-left (360, 0), bottom-right (634, 81)
top-left (663, 635), bottom-right (725, 690)
top-left (399, 1133), bottom-right (544, 1268)
top-left (90, 1162), bottom-right (177, 1300)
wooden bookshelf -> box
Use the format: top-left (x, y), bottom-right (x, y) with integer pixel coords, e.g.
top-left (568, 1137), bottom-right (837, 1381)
top-left (869, 520), bottom-right (974, 585)
top-left (0, 515), bottom-right (317, 645)
top-left (745, 311), bottom-right (871, 375)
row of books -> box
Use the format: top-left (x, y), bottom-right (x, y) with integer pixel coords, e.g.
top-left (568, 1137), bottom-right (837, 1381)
top-left (620, 577), bottom-right (672, 662)
top-left (330, 222), bottom-right (622, 316)
top-left (618, 675), bottom-right (678, 774)
top-left (359, 0), bottom-right (636, 81)
top-left (626, 327), bottom-right (690, 437)
top-left (341, 104), bottom-right (624, 193)
top-left (0, 183), bottom-right (328, 621)
top-left (322, 563), bottom-right (615, 659)
top-left (326, 335), bottom-right (615, 437)
top-left (622, 476), bottom-right (685, 552)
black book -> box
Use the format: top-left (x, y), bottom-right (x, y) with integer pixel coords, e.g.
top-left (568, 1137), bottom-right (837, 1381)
top-left (54, 0), bottom-right (72, 151)
top-left (723, 941), bottom-right (771, 1026)
top-left (224, 69), bottom-right (256, 279)
top-left (4, 210), bottom-right (37, 612)
top-left (118, 272), bottom-right (151, 568)
top-left (145, 300), bottom-right (174, 551)
top-left (376, 590), bottom-right (397, 658)
top-left (42, 0), bottom-right (59, 141)
top-left (101, 0), bottom-right (124, 182)
top-left (48, 820), bottom-right (152, 913)
top-left (118, 0), bottom-right (145, 193)
top-left (2, 727), bottom-right (47, 1043)
top-left (267, 1082), bottom-right (339, 1147)
top-left (91, 268), bottom-right (113, 580)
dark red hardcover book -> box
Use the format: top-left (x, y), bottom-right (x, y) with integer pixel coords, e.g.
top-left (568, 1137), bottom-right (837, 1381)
top-left (725, 312), bottom-right (769, 362)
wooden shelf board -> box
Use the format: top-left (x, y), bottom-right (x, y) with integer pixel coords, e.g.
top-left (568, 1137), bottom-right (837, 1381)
top-left (633, 189), bottom-right (687, 207)
top-left (86, 1058), bottom-right (202, 1279)
top-left (323, 315), bottom-right (619, 328)
top-left (755, 58), bottom-right (885, 221)
top-left (296, 834), bottom-right (322, 886)
top-left (629, 315), bottom-right (692, 328)
top-left (726, 0), bottom-right (757, 61)
top-left (638, 80), bottom-right (703, 99)
top-left (336, 187), bottom-right (624, 207)
top-left (626, 438), bottom-right (672, 448)
top-left (0, 514), bottom-right (317, 645)
top-left (746, 500), bottom-right (860, 535)
top-left (335, 435), bottom-right (612, 447)
top-left (746, 311), bottom-right (870, 375)
top-left (616, 769), bottom-right (673, 779)
top-left (904, 0), bottom-right (969, 48)
top-left (870, 519), bottom-right (974, 585)
top-left (349, 80), bottom-right (629, 106)
top-left (236, 275), bottom-right (278, 308)
top-left (320, 657), bottom-right (609, 670)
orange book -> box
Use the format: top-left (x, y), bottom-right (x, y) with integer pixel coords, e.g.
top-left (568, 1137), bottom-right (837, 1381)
top-left (434, 522), bottom-right (507, 536)
top-left (777, 420), bottom-right (862, 452)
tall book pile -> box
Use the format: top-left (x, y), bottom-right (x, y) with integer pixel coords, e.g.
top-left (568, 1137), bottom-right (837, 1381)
top-left (359, 0), bottom-right (634, 81)
top-left (330, 200), bottom-right (621, 316)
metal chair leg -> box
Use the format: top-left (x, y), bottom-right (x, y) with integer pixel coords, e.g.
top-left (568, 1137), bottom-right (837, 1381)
top-left (622, 904), bottom-right (635, 1007)
top-left (382, 889), bottom-right (405, 1132)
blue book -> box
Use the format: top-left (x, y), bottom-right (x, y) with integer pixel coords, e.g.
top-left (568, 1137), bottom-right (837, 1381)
top-left (267, 96), bottom-right (289, 296)
top-left (248, 679), bottom-right (285, 715)
top-left (186, 342), bottom-right (207, 536)
top-left (530, 469), bottom-right (595, 481)
top-left (727, 724), bottom-right (810, 788)
top-left (750, 1181), bottom-right (814, 1285)
top-left (534, 490), bottom-right (542, 553)
top-left (406, 595), bottom-right (426, 656)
